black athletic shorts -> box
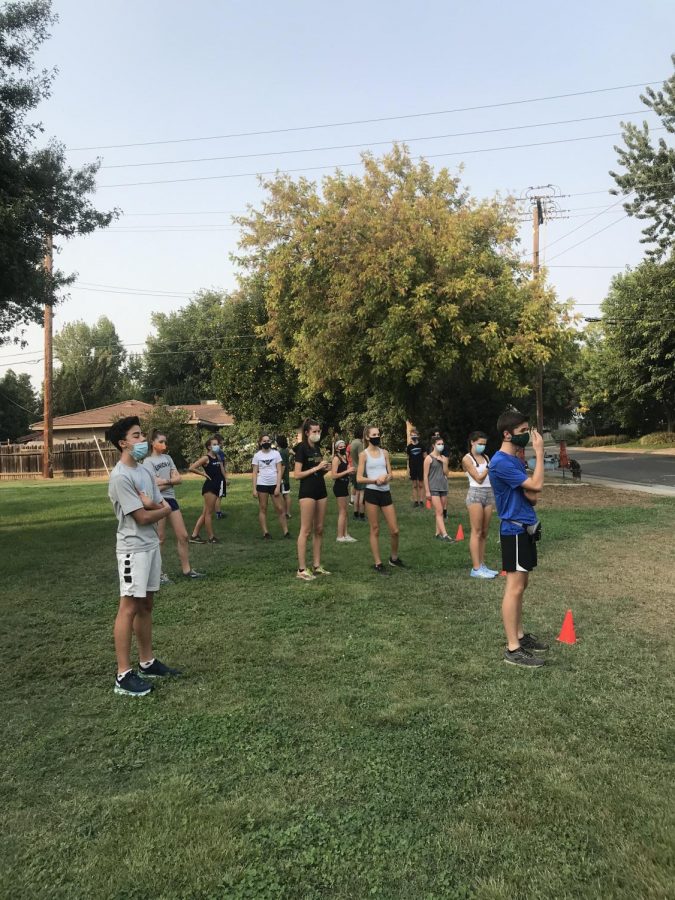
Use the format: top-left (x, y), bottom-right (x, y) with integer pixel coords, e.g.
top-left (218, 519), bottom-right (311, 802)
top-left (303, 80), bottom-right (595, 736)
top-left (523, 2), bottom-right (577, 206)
top-left (202, 481), bottom-right (222, 496)
top-left (299, 483), bottom-right (328, 502)
top-left (364, 488), bottom-right (393, 508)
top-left (500, 531), bottom-right (538, 573)
top-left (333, 480), bottom-right (349, 498)
top-left (256, 484), bottom-right (277, 495)
top-left (165, 497), bottom-right (180, 512)
top-left (409, 466), bottom-right (423, 482)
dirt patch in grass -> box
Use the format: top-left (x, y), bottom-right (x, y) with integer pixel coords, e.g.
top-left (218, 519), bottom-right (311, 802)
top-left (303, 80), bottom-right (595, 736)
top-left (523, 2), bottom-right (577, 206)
top-left (538, 483), bottom-right (657, 509)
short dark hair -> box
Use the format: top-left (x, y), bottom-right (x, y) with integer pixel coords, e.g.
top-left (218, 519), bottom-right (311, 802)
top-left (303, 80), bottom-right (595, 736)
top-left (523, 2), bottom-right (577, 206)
top-left (106, 416), bottom-right (141, 452)
top-left (205, 434), bottom-right (218, 449)
top-left (353, 424), bottom-right (364, 440)
top-left (276, 434), bottom-right (288, 449)
top-left (496, 410), bottom-right (528, 437)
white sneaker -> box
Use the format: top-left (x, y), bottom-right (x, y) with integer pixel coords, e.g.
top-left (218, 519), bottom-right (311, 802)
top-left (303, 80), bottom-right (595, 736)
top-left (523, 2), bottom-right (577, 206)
top-left (160, 572), bottom-right (173, 585)
top-left (343, 535), bottom-right (358, 542)
top-left (336, 536), bottom-right (346, 543)
top-left (296, 568), bottom-right (317, 581)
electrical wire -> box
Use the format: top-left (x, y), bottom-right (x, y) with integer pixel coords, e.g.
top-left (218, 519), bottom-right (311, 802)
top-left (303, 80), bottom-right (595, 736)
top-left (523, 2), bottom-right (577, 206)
top-left (547, 215), bottom-right (631, 262)
top-left (67, 79), bottom-right (663, 151)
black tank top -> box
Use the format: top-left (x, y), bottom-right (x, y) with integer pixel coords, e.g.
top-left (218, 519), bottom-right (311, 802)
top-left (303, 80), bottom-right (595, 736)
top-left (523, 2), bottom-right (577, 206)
top-left (204, 454), bottom-right (223, 486)
top-left (334, 455), bottom-right (349, 480)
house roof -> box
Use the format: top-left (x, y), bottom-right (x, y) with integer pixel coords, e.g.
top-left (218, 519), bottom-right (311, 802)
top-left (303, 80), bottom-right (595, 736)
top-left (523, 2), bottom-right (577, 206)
top-left (30, 400), bottom-right (233, 431)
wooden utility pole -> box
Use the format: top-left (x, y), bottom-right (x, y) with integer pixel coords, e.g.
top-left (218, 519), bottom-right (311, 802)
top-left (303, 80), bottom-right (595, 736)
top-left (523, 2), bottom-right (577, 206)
top-left (42, 233), bottom-right (54, 479)
top-left (532, 201), bottom-right (544, 432)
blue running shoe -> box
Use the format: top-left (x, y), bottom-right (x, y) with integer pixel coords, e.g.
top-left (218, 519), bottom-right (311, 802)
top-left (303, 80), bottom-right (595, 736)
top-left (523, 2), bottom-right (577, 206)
top-left (480, 564), bottom-right (499, 577)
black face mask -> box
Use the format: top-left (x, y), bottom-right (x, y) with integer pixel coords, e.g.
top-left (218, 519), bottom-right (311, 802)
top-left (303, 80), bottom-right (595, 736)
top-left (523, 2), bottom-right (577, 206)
top-left (369, 436), bottom-right (381, 446)
top-left (261, 442), bottom-right (271, 450)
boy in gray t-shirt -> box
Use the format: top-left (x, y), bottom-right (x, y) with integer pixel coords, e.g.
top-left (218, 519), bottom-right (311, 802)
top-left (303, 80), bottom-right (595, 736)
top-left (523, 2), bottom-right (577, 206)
top-left (106, 416), bottom-right (181, 697)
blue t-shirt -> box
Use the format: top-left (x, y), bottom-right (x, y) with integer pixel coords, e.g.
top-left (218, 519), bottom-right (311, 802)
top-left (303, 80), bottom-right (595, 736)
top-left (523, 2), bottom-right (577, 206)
top-left (489, 450), bottom-right (537, 536)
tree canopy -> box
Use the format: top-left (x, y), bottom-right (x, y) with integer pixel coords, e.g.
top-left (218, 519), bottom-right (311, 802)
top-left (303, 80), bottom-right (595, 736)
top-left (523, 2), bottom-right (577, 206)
top-left (52, 317), bottom-right (127, 415)
top-left (0, 367), bottom-right (38, 439)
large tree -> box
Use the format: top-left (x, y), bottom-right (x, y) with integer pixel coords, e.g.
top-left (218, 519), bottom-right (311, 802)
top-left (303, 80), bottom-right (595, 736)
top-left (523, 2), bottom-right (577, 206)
top-left (52, 317), bottom-right (127, 415)
top-left (233, 146), bottom-right (575, 438)
top-left (0, 367), bottom-right (38, 439)
top-left (611, 58), bottom-right (675, 259)
top-left (0, 1), bottom-right (115, 344)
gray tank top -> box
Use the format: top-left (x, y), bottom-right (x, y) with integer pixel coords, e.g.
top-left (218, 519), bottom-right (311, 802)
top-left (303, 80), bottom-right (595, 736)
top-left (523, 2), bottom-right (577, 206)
top-left (364, 448), bottom-right (390, 492)
top-left (428, 455), bottom-right (448, 492)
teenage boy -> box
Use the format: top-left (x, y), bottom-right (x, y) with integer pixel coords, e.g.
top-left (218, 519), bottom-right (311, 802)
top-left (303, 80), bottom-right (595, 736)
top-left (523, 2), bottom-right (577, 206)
top-left (406, 430), bottom-right (426, 507)
top-left (489, 411), bottom-right (548, 669)
top-left (106, 416), bottom-right (182, 696)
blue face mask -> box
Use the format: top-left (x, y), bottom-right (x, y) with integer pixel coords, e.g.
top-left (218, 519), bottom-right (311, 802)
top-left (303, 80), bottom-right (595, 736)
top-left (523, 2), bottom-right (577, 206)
top-left (474, 444), bottom-right (486, 455)
top-left (130, 441), bottom-right (148, 461)
top-left (211, 444), bottom-right (220, 453)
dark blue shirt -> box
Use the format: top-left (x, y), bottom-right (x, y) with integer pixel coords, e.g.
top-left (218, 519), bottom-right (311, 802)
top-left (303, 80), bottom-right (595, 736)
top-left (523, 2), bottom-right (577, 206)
top-left (489, 450), bottom-right (537, 536)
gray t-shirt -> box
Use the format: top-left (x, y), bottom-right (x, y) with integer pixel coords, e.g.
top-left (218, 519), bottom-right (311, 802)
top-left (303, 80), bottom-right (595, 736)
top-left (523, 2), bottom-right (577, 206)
top-left (143, 453), bottom-right (177, 499)
top-left (108, 460), bottom-right (163, 552)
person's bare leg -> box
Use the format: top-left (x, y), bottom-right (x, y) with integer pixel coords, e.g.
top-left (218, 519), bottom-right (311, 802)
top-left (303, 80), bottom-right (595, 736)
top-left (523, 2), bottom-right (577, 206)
top-left (517, 572), bottom-right (529, 640)
top-left (191, 506), bottom-right (206, 538)
top-left (312, 499), bottom-right (327, 567)
top-left (134, 593), bottom-right (154, 663)
top-left (203, 494), bottom-right (217, 540)
top-left (468, 502), bottom-right (483, 569)
top-left (366, 502), bottom-right (381, 565)
top-left (284, 492), bottom-right (291, 517)
top-left (502, 573), bottom-right (527, 650)
top-left (257, 491), bottom-right (269, 535)
top-left (381, 504), bottom-right (400, 559)
top-left (272, 494), bottom-right (288, 535)
top-left (170, 509), bottom-right (192, 574)
top-left (114, 596), bottom-right (139, 674)
top-left (297, 499), bottom-right (314, 570)
top-left (480, 506), bottom-right (494, 567)
top-left (432, 495), bottom-right (447, 537)
top-left (337, 495), bottom-right (348, 538)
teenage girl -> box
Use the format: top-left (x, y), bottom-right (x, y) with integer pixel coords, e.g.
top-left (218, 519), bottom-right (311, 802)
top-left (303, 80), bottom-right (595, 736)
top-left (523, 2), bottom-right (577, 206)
top-left (188, 435), bottom-right (225, 544)
top-left (423, 436), bottom-right (454, 542)
top-left (356, 425), bottom-right (405, 575)
top-left (144, 431), bottom-right (205, 579)
top-left (252, 434), bottom-right (289, 540)
top-left (293, 418), bottom-right (331, 581)
top-left (332, 439), bottom-right (356, 542)
top-left (462, 430), bottom-right (498, 578)
top-left (276, 434), bottom-right (292, 519)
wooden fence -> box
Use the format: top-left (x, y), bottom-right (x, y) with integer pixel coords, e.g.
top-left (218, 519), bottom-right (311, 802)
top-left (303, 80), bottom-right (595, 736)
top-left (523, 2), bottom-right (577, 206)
top-left (0, 440), bottom-right (119, 479)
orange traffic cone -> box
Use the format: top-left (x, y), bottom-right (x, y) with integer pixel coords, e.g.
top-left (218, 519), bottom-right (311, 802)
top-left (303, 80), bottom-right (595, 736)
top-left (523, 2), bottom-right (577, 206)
top-left (499, 570), bottom-right (507, 577)
top-left (557, 609), bottom-right (577, 644)
top-left (455, 523), bottom-right (465, 541)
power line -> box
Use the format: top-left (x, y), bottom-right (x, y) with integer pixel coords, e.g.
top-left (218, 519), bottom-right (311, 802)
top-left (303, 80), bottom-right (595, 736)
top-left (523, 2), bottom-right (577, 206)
top-left (547, 215), bottom-right (631, 261)
top-left (99, 128), bottom-right (666, 188)
top-left (541, 195), bottom-right (628, 253)
top-left (67, 79), bottom-right (663, 151)
top-left (99, 110), bottom-right (651, 170)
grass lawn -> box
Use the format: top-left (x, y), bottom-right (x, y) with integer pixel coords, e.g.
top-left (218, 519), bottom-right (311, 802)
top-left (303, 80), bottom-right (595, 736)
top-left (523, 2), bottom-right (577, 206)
top-left (1, 476), bottom-right (674, 899)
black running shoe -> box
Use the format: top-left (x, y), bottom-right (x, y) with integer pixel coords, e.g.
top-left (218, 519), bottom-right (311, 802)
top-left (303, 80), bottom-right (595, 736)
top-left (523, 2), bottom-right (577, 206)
top-left (114, 670), bottom-right (153, 696)
top-left (284, 532), bottom-right (292, 539)
top-left (208, 537), bottom-right (219, 544)
top-left (189, 535), bottom-right (206, 544)
top-left (353, 512), bottom-right (359, 521)
top-left (263, 532), bottom-right (271, 541)
top-left (139, 658), bottom-right (182, 678)
top-left (182, 569), bottom-right (206, 579)
top-left (374, 563), bottom-right (390, 576)
top-left (503, 647), bottom-right (545, 668)
top-left (389, 556), bottom-right (406, 568)
top-left (359, 513), bottom-right (366, 521)
top-left (520, 633), bottom-right (549, 653)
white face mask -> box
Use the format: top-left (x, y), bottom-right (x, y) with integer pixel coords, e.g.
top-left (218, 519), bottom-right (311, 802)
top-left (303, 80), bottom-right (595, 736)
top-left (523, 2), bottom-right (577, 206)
top-left (435, 443), bottom-right (444, 452)
top-left (309, 433), bottom-right (321, 443)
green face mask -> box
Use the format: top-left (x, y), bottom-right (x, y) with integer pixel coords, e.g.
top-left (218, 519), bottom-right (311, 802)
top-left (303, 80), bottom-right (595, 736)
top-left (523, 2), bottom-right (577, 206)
top-left (510, 432), bottom-right (530, 448)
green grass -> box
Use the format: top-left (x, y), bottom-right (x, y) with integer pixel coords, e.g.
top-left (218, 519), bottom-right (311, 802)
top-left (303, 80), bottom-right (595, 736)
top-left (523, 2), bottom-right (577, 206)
top-left (1, 478), bottom-right (674, 899)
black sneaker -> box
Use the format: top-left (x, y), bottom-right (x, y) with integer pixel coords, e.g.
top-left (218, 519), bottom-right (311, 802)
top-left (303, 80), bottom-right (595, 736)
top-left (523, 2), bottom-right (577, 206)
top-left (114, 670), bottom-right (153, 696)
top-left (359, 513), bottom-right (366, 521)
top-left (503, 647), bottom-right (545, 668)
top-left (189, 535), bottom-right (206, 544)
top-left (284, 532), bottom-right (292, 539)
top-left (520, 633), bottom-right (549, 653)
top-left (389, 556), bottom-right (406, 568)
top-left (139, 658), bottom-right (182, 678)
top-left (442, 510), bottom-right (448, 520)
top-left (208, 537), bottom-right (219, 544)
top-left (183, 569), bottom-right (206, 579)
top-left (263, 532), bottom-right (271, 541)
top-left (353, 512), bottom-right (359, 521)
top-left (374, 563), bottom-right (390, 576)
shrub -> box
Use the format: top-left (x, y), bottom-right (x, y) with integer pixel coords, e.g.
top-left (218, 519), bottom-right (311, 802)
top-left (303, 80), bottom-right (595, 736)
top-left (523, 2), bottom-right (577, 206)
top-left (638, 432), bottom-right (675, 447)
top-left (551, 426), bottom-right (579, 443)
top-left (581, 434), bottom-right (630, 447)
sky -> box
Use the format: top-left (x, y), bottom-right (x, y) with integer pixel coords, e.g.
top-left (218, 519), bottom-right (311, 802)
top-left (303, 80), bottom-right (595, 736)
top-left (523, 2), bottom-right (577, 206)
top-left (2, 0), bottom-right (674, 390)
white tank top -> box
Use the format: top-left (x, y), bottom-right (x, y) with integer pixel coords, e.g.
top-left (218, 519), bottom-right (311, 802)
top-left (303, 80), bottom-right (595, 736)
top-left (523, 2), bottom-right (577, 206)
top-left (364, 447), bottom-right (390, 492)
top-left (466, 453), bottom-right (491, 488)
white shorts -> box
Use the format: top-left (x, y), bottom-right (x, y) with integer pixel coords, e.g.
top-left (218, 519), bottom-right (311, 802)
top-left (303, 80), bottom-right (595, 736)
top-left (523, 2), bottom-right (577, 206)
top-left (117, 548), bottom-right (162, 598)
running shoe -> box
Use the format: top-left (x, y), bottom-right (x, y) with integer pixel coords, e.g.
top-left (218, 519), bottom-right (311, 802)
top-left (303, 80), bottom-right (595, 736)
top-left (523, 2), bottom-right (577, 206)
top-left (182, 569), bottom-right (206, 579)
top-left (374, 563), bottom-right (390, 576)
top-left (343, 535), bottom-right (358, 543)
top-left (336, 536), bottom-right (347, 543)
top-left (159, 572), bottom-right (173, 585)
top-left (470, 567), bottom-right (496, 579)
top-left (296, 568), bottom-right (316, 581)
top-left (435, 534), bottom-right (455, 543)
top-left (389, 557), bottom-right (406, 568)
top-left (208, 537), bottom-right (219, 544)
top-left (139, 658), bottom-right (182, 678)
top-left (285, 513), bottom-right (292, 519)
top-left (114, 670), bottom-right (153, 696)
top-left (519, 633), bottom-right (549, 653)
top-left (263, 533), bottom-right (271, 541)
top-left (216, 512), bottom-right (225, 520)
top-left (503, 647), bottom-right (545, 668)
top-left (480, 564), bottom-right (499, 577)
top-left (312, 565), bottom-right (331, 576)
top-left (189, 535), bottom-right (206, 544)
top-left (284, 532), bottom-right (292, 539)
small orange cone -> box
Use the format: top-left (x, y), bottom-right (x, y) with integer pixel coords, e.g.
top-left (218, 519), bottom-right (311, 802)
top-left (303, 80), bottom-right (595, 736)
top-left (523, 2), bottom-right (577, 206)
top-left (499, 570), bottom-right (507, 577)
top-left (557, 609), bottom-right (577, 644)
top-left (425, 498), bottom-right (432, 509)
top-left (455, 523), bottom-right (465, 541)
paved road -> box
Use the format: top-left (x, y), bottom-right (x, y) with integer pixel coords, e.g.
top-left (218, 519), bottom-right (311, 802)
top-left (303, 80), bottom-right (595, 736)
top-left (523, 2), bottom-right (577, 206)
top-left (561, 449), bottom-right (675, 489)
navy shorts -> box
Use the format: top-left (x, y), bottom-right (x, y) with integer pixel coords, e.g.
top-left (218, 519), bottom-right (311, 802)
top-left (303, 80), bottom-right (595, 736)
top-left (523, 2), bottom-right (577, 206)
top-left (257, 484), bottom-right (278, 495)
top-left (165, 497), bottom-right (180, 512)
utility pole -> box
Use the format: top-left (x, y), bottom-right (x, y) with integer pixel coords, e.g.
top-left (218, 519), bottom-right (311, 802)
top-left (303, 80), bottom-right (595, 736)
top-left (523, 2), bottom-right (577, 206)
top-left (42, 233), bottom-right (53, 479)
top-left (521, 185), bottom-right (567, 434)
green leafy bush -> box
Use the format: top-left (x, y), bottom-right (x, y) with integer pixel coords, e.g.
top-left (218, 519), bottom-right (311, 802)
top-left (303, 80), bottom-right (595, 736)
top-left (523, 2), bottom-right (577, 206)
top-left (638, 431), bottom-right (675, 447)
top-left (581, 434), bottom-right (630, 447)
